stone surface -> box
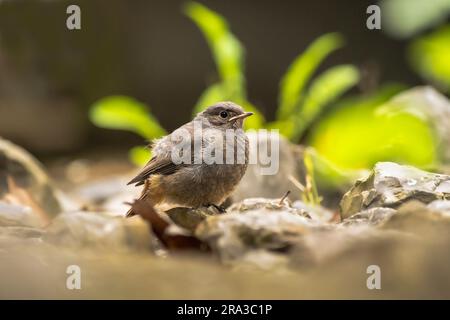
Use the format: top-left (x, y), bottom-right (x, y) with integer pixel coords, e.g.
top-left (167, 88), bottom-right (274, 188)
top-left (427, 200), bottom-right (450, 215)
top-left (166, 206), bottom-right (220, 232)
top-left (0, 138), bottom-right (63, 216)
top-left (195, 199), bottom-right (325, 266)
top-left (194, 190), bottom-right (450, 270)
top-left (340, 162), bottom-right (450, 218)
top-left (44, 211), bottom-right (158, 251)
top-left (292, 200), bottom-right (336, 222)
top-left (382, 200), bottom-right (450, 235)
top-left (0, 201), bottom-right (45, 228)
top-left (287, 225), bottom-right (415, 268)
top-left (1, 192), bottom-right (450, 298)
top-left (194, 197), bottom-right (419, 270)
top-left (74, 175), bottom-right (140, 216)
top-left (1, 138), bottom-right (450, 298)
top-left (0, 226), bottom-right (44, 242)
top-left (228, 197), bottom-right (309, 216)
top-left (341, 207), bottom-right (397, 227)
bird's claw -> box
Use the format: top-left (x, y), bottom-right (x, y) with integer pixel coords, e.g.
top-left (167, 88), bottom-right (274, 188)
top-left (205, 203), bottom-right (226, 213)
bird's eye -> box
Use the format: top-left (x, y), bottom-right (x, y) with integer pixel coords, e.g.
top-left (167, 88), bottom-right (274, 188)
top-left (219, 111), bottom-right (228, 118)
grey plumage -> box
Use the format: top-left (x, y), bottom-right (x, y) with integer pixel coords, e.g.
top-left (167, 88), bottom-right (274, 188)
top-left (127, 101), bottom-right (252, 216)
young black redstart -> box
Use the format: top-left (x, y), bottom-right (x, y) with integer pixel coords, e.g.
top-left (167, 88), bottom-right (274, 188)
top-left (126, 101), bottom-right (253, 217)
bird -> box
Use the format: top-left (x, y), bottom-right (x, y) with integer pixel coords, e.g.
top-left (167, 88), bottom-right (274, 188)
top-left (126, 101), bottom-right (253, 217)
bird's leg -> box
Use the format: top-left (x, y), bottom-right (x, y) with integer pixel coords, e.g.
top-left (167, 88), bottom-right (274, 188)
top-left (205, 203), bottom-right (227, 213)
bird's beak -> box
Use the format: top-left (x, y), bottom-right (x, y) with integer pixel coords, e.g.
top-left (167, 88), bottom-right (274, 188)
top-left (228, 112), bottom-right (253, 122)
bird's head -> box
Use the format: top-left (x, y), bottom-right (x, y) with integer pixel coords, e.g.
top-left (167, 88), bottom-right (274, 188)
top-left (197, 101), bottom-right (253, 129)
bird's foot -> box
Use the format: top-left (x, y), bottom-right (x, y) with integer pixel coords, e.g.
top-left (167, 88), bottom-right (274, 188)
top-left (206, 203), bottom-right (227, 213)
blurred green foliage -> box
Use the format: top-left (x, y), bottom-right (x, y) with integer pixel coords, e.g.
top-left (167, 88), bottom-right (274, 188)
top-left (186, 2), bottom-right (359, 142)
top-left (90, 96), bottom-right (166, 138)
top-left (381, 0), bottom-right (450, 93)
top-left (380, 0), bottom-right (450, 39)
top-left (185, 1), bottom-right (264, 129)
top-left (90, 2), bottom-right (358, 166)
top-left (277, 33), bottom-right (345, 121)
top-left (89, 1), bottom-right (443, 191)
top-left (408, 25), bottom-right (450, 93)
top-left (308, 84), bottom-right (439, 182)
top-left (302, 150), bottom-right (322, 205)
top-left (90, 96), bottom-right (166, 164)
top-left (275, 63), bottom-right (360, 142)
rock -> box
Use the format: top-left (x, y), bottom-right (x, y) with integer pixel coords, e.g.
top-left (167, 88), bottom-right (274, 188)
top-left (166, 206), bottom-right (220, 232)
top-left (230, 197), bottom-right (335, 221)
top-left (0, 225), bottom-right (45, 249)
top-left (0, 138), bottom-right (62, 216)
top-left (427, 200), bottom-right (450, 215)
top-left (341, 207), bottom-right (397, 227)
top-left (229, 249), bottom-right (291, 271)
top-left (195, 199), bottom-right (324, 265)
top-left (288, 225), bottom-right (415, 268)
top-left (292, 200), bottom-right (335, 223)
top-left (75, 175), bottom-right (138, 206)
top-left (74, 175), bottom-right (140, 216)
top-left (75, 176), bottom-right (130, 205)
top-left (382, 200), bottom-right (450, 235)
top-left (231, 132), bottom-right (305, 202)
top-left (0, 201), bottom-right (47, 245)
top-left (340, 162), bottom-right (450, 219)
top-left (194, 197), bottom-right (418, 270)
top-left (0, 226), bottom-right (44, 241)
top-left (229, 197), bottom-right (307, 215)
top-left (44, 211), bottom-right (159, 251)
top-left (0, 201), bottom-right (46, 228)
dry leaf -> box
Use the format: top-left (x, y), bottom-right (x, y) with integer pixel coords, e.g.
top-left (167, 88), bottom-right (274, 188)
top-left (130, 198), bottom-right (208, 251)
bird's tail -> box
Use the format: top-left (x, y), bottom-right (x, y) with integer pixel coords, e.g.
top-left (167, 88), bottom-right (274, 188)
top-left (126, 206), bottom-right (137, 218)
top-left (126, 179), bottom-right (163, 217)
top-left (126, 180), bottom-right (150, 217)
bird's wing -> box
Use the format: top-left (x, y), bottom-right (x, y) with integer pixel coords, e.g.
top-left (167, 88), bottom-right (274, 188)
top-left (127, 155), bottom-right (179, 186)
top-left (127, 125), bottom-right (196, 186)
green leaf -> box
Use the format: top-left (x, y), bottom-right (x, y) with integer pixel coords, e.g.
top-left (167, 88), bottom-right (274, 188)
top-left (129, 146), bottom-right (152, 166)
top-left (408, 24), bottom-right (450, 92)
top-left (89, 95), bottom-right (167, 139)
top-left (184, 1), bottom-right (245, 99)
top-left (291, 64), bottom-right (360, 141)
top-left (185, 2), bottom-right (265, 129)
top-left (307, 84), bottom-right (439, 174)
top-left (277, 33), bottom-right (344, 121)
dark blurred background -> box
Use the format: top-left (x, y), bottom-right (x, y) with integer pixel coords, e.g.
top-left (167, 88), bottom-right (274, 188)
top-left (0, 0), bottom-right (422, 157)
